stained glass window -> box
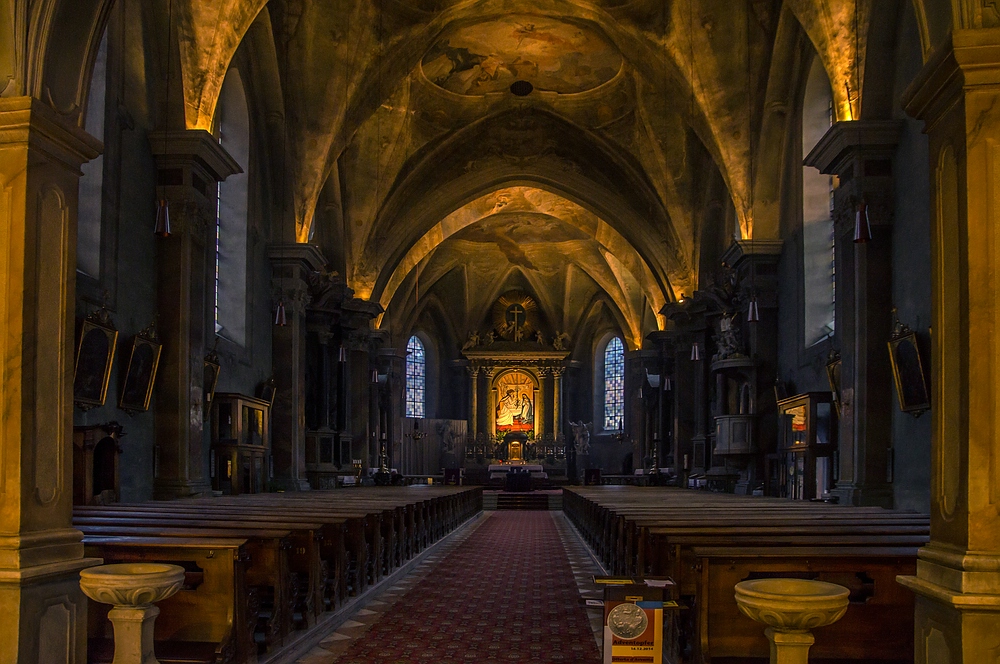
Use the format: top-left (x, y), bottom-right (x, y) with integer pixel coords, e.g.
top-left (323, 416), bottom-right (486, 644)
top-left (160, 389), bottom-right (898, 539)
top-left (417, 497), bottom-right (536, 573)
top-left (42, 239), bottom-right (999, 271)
top-left (604, 337), bottom-right (624, 430)
top-left (405, 335), bottom-right (426, 418)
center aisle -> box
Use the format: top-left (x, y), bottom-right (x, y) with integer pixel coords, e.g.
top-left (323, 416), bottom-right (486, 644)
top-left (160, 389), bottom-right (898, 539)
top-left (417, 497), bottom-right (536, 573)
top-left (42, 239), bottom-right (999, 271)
top-left (297, 511), bottom-right (602, 664)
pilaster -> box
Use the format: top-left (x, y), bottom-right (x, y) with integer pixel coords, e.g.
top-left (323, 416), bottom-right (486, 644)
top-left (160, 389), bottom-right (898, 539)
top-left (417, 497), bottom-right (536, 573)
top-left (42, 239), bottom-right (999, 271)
top-left (805, 121), bottom-right (902, 508)
top-left (896, 28), bottom-right (1000, 662)
top-left (150, 129), bottom-right (240, 499)
top-left (468, 366), bottom-right (479, 438)
top-left (0, 97), bottom-right (103, 664)
top-left (269, 243), bottom-right (327, 491)
top-left (552, 368), bottom-right (564, 440)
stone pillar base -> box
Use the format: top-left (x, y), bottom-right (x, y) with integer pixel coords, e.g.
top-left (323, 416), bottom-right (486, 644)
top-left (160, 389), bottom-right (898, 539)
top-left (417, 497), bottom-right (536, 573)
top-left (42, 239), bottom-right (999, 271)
top-left (108, 605), bottom-right (160, 664)
top-left (830, 483), bottom-right (893, 508)
top-left (152, 478), bottom-right (213, 500)
top-left (0, 558), bottom-right (102, 664)
top-left (899, 574), bottom-right (1000, 664)
top-left (765, 628), bottom-right (815, 664)
top-left (270, 478), bottom-right (312, 492)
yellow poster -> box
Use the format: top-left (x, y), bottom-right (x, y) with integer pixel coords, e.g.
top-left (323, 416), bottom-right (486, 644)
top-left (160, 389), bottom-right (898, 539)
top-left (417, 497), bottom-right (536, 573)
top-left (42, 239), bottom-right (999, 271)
top-left (603, 601), bottom-right (662, 664)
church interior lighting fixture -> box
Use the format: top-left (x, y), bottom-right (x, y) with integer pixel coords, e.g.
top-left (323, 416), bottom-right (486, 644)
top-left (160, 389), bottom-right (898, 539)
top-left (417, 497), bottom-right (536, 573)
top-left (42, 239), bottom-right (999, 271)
top-left (690, 342), bottom-right (701, 361)
top-left (273, 299), bottom-right (287, 326)
top-left (854, 201), bottom-right (872, 243)
top-left (338, 345), bottom-right (347, 362)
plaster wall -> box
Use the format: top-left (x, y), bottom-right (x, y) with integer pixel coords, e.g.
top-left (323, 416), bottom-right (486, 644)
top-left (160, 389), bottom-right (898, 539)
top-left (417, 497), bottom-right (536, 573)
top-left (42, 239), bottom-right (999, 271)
top-left (888, 4), bottom-right (932, 513)
top-left (72, 7), bottom-right (274, 502)
top-left (73, 3), bottom-right (160, 503)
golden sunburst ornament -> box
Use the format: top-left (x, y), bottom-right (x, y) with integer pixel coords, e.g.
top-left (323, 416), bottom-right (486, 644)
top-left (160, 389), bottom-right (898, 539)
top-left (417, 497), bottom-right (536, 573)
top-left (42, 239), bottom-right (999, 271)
top-left (492, 291), bottom-right (538, 342)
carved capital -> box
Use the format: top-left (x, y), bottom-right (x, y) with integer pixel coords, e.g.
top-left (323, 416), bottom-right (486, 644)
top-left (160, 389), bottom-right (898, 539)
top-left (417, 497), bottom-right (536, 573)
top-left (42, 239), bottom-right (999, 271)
top-left (271, 277), bottom-right (310, 317)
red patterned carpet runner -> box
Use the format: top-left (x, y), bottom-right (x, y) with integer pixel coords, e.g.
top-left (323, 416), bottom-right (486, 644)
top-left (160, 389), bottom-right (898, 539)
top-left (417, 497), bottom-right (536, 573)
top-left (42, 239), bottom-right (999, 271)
top-left (332, 512), bottom-right (602, 663)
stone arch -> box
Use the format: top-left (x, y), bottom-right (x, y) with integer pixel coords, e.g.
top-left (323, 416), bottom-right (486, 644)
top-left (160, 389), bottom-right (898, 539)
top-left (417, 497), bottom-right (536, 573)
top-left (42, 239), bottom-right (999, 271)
top-left (363, 108), bottom-right (689, 304)
top-left (32, 0), bottom-right (114, 127)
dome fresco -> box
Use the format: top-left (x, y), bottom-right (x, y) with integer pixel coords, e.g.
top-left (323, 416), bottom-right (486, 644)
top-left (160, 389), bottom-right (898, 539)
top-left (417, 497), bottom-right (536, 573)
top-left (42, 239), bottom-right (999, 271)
top-left (421, 16), bottom-right (623, 96)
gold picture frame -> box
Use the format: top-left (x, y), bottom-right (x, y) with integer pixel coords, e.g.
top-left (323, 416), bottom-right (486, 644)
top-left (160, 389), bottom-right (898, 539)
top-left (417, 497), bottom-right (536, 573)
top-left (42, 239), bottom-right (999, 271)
top-left (887, 309), bottom-right (930, 417)
top-left (118, 324), bottom-right (162, 413)
top-left (74, 309), bottom-right (119, 410)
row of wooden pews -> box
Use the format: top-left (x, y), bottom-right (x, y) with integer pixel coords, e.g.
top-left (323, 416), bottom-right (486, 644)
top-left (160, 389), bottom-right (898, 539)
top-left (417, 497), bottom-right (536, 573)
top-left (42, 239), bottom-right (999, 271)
top-left (564, 487), bottom-right (929, 663)
top-left (74, 486), bottom-right (482, 664)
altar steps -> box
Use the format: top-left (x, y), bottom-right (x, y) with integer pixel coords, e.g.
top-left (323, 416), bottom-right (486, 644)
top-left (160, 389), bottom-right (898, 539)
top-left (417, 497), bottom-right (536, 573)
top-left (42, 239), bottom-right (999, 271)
top-left (485, 491), bottom-right (563, 511)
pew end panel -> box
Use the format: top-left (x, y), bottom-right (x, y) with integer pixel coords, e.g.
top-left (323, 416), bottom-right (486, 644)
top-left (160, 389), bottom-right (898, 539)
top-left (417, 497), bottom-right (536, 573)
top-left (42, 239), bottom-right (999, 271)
top-left (84, 537), bottom-right (254, 664)
top-left (695, 548), bottom-right (917, 664)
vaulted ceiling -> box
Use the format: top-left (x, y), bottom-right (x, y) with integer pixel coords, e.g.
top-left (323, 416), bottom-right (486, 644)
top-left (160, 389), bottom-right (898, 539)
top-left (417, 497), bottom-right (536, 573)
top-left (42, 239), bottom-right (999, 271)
top-left (0, 0), bottom-right (959, 344)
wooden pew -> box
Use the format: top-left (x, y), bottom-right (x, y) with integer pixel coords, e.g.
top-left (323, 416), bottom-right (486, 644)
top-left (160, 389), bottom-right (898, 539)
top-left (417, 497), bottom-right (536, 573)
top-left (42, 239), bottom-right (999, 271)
top-left (79, 487), bottom-right (483, 664)
top-left (80, 524), bottom-right (294, 651)
top-left (692, 545), bottom-right (916, 663)
top-left (563, 487), bottom-right (928, 663)
top-left (76, 512), bottom-right (326, 631)
top-left (84, 536), bottom-right (253, 664)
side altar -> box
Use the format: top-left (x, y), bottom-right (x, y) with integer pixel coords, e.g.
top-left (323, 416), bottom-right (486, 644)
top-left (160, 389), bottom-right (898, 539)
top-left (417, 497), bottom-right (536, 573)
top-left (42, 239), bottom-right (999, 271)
top-left (459, 291), bottom-right (575, 481)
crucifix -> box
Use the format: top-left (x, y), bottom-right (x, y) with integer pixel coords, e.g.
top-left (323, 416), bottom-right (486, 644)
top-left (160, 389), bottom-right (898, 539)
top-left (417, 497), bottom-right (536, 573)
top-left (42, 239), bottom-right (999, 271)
top-left (506, 304), bottom-right (525, 329)
top-left (506, 304), bottom-right (527, 341)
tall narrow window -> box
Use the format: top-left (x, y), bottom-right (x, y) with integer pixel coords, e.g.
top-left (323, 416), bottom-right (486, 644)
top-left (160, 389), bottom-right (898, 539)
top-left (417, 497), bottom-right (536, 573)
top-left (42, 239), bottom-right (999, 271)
top-left (802, 54), bottom-right (836, 346)
top-left (215, 67), bottom-right (250, 345)
top-left (604, 337), bottom-right (624, 430)
top-left (78, 28), bottom-right (109, 278)
top-left (405, 335), bottom-right (426, 417)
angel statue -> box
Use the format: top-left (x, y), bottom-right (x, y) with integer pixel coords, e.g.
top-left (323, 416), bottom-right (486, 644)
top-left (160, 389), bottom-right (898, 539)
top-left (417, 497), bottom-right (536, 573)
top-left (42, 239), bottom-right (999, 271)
top-left (462, 330), bottom-right (480, 350)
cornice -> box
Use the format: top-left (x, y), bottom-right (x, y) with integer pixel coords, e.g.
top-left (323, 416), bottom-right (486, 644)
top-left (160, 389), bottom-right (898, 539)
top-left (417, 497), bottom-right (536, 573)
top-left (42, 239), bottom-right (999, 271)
top-left (0, 96), bottom-right (102, 171)
top-left (149, 129), bottom-right (242, 182)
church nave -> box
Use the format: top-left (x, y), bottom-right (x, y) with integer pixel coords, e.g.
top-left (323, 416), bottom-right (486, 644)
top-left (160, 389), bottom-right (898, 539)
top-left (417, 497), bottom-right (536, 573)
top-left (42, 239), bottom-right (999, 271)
top-left (293, 511), bottom-right (603, 664)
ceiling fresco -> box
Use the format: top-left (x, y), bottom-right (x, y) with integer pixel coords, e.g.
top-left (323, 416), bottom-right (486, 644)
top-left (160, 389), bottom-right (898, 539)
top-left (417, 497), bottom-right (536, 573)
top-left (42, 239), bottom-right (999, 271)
top-left (421, 16), bottom-right (623, 95)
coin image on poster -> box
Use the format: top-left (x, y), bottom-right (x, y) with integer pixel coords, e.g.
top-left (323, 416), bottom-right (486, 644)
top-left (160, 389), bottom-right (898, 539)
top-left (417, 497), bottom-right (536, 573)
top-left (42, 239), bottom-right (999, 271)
top-left (608, 602), bottom-right (648, 639)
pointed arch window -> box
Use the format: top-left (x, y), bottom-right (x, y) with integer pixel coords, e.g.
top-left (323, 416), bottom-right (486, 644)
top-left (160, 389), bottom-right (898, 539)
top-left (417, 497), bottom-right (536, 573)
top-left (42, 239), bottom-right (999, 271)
top-left (604, 337), bottom-right (625, 430)
top-left (214, 67), bottom-right (250, 346)
top-left (802, 54), bottom-right (836, 346)
top-left (405, 335), bottom-right (426, 417)
top-left (78, 26), bottom-right (109, 279)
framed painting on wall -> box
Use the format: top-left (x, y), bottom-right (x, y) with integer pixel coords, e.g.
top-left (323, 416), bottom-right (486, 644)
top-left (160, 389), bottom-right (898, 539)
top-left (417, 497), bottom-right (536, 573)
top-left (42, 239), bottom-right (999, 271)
top-left (74, 309), bottom-right (119, 410)
top-left (118, 324), bottom-right (162, 413)
top-left (887, 309), bottom-right (930, 417)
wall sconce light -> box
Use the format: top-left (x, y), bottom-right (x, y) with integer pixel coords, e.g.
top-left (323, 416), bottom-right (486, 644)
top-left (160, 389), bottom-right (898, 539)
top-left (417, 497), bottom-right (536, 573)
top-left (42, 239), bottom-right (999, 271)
top-left (854, 201), bottom-right (872, 243)
top-left (153, 199), bottom-right (171, 237)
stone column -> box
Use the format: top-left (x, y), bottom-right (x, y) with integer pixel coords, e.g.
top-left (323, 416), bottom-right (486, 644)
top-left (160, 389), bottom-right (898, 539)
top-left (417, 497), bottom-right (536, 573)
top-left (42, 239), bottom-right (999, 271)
top-left (0, 97), bottom-right (104, 664)
top-left (805, 122), bottom-right (901, 508)
top-left (485, 367), bottom-right (497, 439)
top-left (553, 368), bottom-right (565, 440)
top-left (347, 332), bottom-right (373, 467)
top-left (380, 348), bottom-right (406, 469)
top-left (895, 29), bottom-right (1000, 662)
top-left (468, 366), bottom-right (479, 438)
top-left (317, 330), bottom-right (334, 431)
top-left (150, 129), bottom-right (240, 499)
top-left (536, 368), bottom-right (549, 437)
top-left (269, 244), bottom-right (325, 491)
